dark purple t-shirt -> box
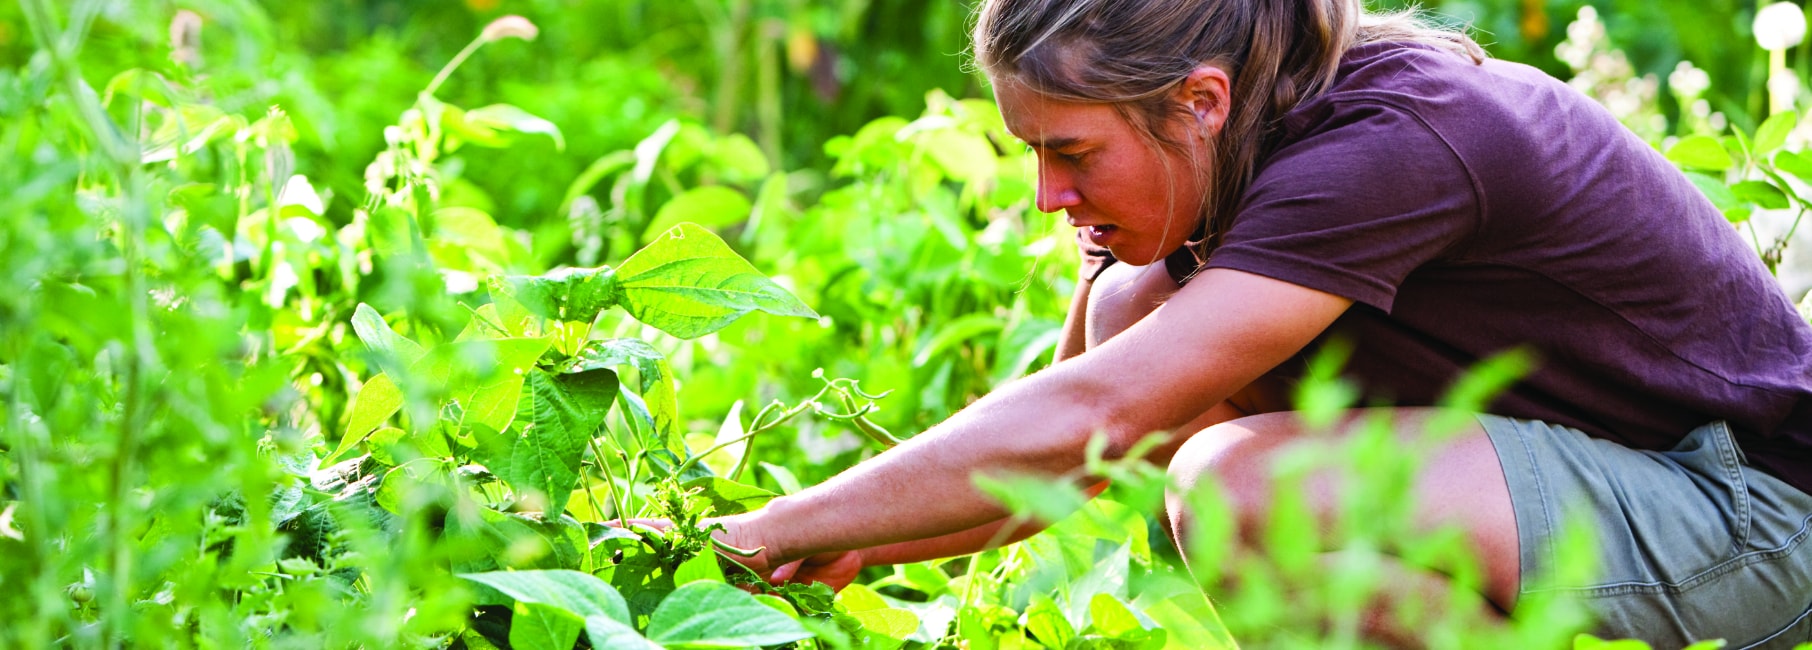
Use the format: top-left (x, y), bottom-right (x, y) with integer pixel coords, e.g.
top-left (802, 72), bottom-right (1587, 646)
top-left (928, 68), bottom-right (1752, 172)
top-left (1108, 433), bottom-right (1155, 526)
top-left (1195, 42), bottom-right (1812, 494)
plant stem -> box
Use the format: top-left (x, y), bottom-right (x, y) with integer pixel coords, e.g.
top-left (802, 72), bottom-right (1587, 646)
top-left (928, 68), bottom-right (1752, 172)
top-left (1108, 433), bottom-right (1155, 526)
top-left (422, 36), bottom-right (487, 99)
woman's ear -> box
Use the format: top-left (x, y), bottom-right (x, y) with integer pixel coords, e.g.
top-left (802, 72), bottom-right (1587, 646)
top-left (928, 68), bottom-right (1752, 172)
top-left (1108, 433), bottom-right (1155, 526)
top-left (1177, 65), bottom-right (1232, 134)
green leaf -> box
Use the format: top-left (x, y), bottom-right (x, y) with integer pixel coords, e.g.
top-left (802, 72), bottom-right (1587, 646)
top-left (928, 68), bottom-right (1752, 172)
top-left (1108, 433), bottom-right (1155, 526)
top-left (1755, 112), bottom-right (1798, 155)
top-left (571, 339), bottom-right (682, 454)
top-left (613, 223), bottom-right (818, 339)
top-left (459, 570), bottom-right (632, 623)
top-left (760, 462), bottom-right (803, 495)
top-left (1731, 180), bottom-right (1791, 209)
top-left (493, 266), bottom-right (620, 324)
top-left (645, 581), bottom-right (812, 648)
top-left (352, 303), bottom-right (426, 375)
top-left (1573, 633), bottom-right (1655, 650)
top-left (103, 68), bottom-right (186, 108)
top-left (711, 133), bottom-right (771, 181)
top-left (1667, 135), bottom-right (1734, 172)
top-left (673, 549), bottom-right (725, 586)
top-left (509, 603), bottom-right (582, 650)
top-left (915, 128), bottom-right (999, 184)
top-left (403, 336), bottom-right (555, 429)
top-left (1684, 172), bottom-right (1739, 210)
top-left (480, 369), bottom-right (618, 517)
top-left (329, 373), bottom-right (403, 464)
top-left (463, 103), bottom-right (566, 151)
top-left (1725, 207), bottom-right (1754, 224)
top-left (1087, 593), bottom-right (1144, 637)
top-left (368, 206), bottom-right (428, 259)
top-left (680, 477), bottom-right (778, 516)
top-left (836, 584), bottom-right (918, 650)
top-left (584, 615), bottom-right (662, 650)
top-left (1024, 594), bottom-right (1075, 650)
top-left (973, 472), bottom-right (1089, 524)
top-left (1776, 150), bottom-right (1812, 184)
top-left (141, 104), bottom-right (242, 164)
top-left (645, 186), bottom-right (753, 241)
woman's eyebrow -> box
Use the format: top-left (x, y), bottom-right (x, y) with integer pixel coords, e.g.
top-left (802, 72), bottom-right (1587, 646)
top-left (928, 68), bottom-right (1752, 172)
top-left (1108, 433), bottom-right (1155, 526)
top-left (1025, 136), bottom-right (1083, 150)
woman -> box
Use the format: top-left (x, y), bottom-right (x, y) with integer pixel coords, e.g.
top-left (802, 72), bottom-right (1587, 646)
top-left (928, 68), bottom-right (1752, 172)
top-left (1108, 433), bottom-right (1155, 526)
top-left (712, 0), bottom-right (1812, 645)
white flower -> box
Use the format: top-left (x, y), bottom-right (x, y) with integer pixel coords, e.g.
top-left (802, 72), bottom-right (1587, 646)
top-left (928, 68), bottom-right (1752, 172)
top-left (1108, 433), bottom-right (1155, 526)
top-left (1668, 61), bottom-right (1711, 99)
top-left (480, 15), bottom-right (538, 43)
top-left (443, 270), bottom-right (480, 295)
top-left (1755, 2), bottom-right (1807, 52)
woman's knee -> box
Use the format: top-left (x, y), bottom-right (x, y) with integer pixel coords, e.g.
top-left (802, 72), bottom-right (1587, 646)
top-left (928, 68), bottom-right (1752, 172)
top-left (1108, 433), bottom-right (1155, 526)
top-left (1086, 262), bottom-right (1180, 348)
top-left (1165, 413), bottom-right (1299, 533)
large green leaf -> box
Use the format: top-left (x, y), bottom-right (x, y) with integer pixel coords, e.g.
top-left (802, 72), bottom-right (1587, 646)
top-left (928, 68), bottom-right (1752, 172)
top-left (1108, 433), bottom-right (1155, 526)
top-left (1666, 135), bottom-right (1734, 172)
top-left (479, 369), bottom-right (617, 517)
top-left (406, 337), bottom-right (555, 437)
top-left (458, 570), bottom-right (632, 624)
top-left (836, 584), bottom-right (919, 650)
top-left (571, 339), bottom-right (682, 454)
top-left (584, 615), bottom-right (662, 650)
top-left (492, 266), bottom-right (620, 325)
top-left (645, 581), bottom-right (813, 648)
top-left (1755, 111), bottom-right (1799, 155)
top-left (613, 223), bottom-right (818, 339)
top-left (509, 603), bottom-right (582, 650)
top-left (680, 477), bottom-right (777, 516)
top-left (352, 303), bottom-right (426, 375)
top-left (329, 373), bottom-right (403, 464)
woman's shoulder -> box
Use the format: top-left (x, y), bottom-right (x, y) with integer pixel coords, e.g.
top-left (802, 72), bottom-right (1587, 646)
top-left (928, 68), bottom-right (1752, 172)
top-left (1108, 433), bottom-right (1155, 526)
top-left (1282, 41), bottom-right (1577, 139)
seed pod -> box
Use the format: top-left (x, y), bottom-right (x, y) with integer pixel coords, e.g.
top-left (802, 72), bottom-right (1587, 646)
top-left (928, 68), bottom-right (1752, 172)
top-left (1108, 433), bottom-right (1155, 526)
top-left (710, 537), bottom-right (765, 558)
top-left (852, 415), bottom-right (901, 448)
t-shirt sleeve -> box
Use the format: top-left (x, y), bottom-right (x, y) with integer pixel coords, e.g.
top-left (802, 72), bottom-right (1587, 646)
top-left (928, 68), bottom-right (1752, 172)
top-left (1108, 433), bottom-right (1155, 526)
top-left (1206, 101), bottom-right (1480, 312)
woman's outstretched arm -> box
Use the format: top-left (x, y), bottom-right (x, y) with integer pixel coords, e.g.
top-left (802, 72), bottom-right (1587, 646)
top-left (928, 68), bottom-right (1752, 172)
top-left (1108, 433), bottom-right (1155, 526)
top-left (716, 268), bottom-right (1352, 574)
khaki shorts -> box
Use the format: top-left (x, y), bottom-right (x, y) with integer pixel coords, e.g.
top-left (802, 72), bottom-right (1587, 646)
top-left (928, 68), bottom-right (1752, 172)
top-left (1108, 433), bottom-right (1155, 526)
top-left (1481, 417), bottom-right (1812, 648)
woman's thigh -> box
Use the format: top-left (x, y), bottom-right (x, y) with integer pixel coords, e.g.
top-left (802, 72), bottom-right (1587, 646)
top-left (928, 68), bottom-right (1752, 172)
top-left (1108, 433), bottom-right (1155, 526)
top-left (1486, 417), bottom-right (1812, 648)
top-left (1165, 408), bottom-right (1522, 608)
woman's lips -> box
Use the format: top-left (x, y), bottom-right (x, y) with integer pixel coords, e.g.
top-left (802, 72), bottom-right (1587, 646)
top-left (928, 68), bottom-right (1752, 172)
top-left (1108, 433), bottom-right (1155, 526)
top-left (1085, 224), bottom-right (1118, 246)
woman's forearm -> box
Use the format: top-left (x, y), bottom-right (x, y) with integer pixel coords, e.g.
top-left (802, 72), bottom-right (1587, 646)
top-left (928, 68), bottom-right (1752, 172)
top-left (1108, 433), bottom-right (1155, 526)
top-left (855, 481), bottom-right (1109, 567)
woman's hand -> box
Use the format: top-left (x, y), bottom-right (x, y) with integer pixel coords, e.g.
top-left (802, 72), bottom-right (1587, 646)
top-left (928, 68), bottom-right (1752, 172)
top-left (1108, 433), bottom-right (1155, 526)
top-left (770, 550), bottom-right (864, 591)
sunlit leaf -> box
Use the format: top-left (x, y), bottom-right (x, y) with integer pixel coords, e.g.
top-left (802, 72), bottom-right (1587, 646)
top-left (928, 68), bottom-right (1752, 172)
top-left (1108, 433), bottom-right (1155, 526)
top-left (463, 103), bottom-right (566, 151)
top-left (352, 303), bottom-right (427, 376)
top-left (328, 373), bottom-right (404, 464)
top-left (613, 223), bottom-right (817, 339)
top-left (644, 186), bottom-right (752, 241)
top-left (475, 369), bottom-right (616, 517)
top-left (1667, 135), bottom-right (1734, 171)
top-left (570, 338), bottom-right (682, 454)
top-left (509, 603), bottom-right (581, 650)
top-left (459, 570), bottom-right (632, 623)
top-left (1755, 111), bottom-right (1798, 155)
top-left (492, 266), bottom-right (619, 324)
top-left (584, 615), bottom-right (661, 650)
top-left (680, 476), bottom-right (777, 516)
top-left (1732, 180), bottom-right (1791, 210)
top-left (1684, 172), bottom-right (1739, 210)
top-left (645, 581), bottom-right (812, 648)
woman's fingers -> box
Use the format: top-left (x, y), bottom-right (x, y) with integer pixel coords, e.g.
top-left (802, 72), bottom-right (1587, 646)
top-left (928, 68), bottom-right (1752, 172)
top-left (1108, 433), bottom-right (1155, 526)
top-left (770, 559), bottom-right (804, 583)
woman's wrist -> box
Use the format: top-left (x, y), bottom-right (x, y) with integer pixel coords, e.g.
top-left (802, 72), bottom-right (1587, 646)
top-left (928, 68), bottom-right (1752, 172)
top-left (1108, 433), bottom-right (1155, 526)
top-left (716, 497), bottom-right (804, 571)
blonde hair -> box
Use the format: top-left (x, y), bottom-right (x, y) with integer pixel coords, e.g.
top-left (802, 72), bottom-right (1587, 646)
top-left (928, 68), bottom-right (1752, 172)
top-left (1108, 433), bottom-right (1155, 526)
top-left (973, 0), bottom-right (1484, 258)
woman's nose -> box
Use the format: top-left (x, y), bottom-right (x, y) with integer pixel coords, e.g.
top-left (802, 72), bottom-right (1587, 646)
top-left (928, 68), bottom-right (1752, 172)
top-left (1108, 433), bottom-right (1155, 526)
top-left (1035, 172), bottom-right (1080, 213)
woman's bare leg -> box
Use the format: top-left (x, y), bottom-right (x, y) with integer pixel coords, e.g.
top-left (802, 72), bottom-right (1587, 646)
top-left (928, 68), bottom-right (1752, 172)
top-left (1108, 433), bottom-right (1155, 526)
top-left (1165, 409), bottom-right (1521, 616)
